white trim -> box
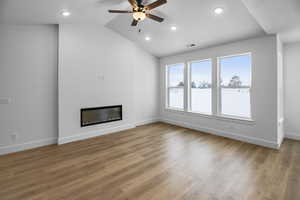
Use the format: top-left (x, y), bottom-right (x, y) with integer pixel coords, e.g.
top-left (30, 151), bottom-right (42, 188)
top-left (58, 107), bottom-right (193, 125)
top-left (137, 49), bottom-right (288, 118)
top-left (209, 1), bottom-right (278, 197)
top-left (58, 124), bottom-right (135, 145)
top-left (217, 114), bottom-right (254, 123)
top-left (165, 63), bottom-right (185, 110)
top-left (0, 138), bottom-right (57, 156)
top-left (278, 133), bottom-right (284, 147)
top-left (165, 107), bottom-right (185, 112)
top-left (164, 53), bottom-right (253, 123)
top-left (216, 56), bottom-right (222, 115)
top-left (164, 108), bottom-right (255, 125)
top-left (217, 52), bottom-right (253, 119)
top-left (217, 52), bottom-right (252, 60)
top-left (0, 120), bottom-right (160, 155)
top-left (0, 120), bottom-right (285, 155)
top-left (184, 61), bottom-right (189, 111)
top-left (285, 132), bottom-right (300, 141)
top-left (188, 58), bottom-right (213, 114)
top-left (212, 57), bottom-right (218, 116)
top-left (135, 118), bottom-right (159, 126)
top-left (160, 118), bottom-right (279, 149)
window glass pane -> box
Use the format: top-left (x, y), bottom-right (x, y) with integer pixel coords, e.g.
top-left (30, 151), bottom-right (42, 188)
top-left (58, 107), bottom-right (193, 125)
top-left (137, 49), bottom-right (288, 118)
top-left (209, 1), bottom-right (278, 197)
top-left (167, 64), bottom-right (184, 109)
top-left (220, 54), bottom-right (251, 118)
top-left (190, 60), bottom-right (212, 114)
top-left (168, 64), bottom-right (184, 87)
top-left (169, 88), bottom-right (184, 108)
top-left (221, 88), bottom-right (251, 118)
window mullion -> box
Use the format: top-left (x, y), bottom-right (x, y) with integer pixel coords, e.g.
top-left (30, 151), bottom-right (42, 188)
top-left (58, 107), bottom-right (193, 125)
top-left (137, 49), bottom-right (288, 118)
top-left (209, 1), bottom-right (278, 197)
top-left (212, 58), bottom-right (219, 116)
top-left (217, 57), bottom-right (222, 116)
top-left (165, 66), bottom-right (169, 108)
top-left (184, 62), bottom-right (189, 112)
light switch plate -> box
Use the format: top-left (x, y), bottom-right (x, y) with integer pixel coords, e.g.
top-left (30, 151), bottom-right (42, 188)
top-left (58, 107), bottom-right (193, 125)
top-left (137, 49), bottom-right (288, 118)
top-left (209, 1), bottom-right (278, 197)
top-left (0, 98), bottom-right (11, 104)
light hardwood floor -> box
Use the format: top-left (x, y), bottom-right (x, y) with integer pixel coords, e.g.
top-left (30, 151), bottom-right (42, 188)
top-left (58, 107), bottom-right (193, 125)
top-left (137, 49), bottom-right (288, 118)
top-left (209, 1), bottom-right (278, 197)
top-left (0, 123), bottom-right (299, 200)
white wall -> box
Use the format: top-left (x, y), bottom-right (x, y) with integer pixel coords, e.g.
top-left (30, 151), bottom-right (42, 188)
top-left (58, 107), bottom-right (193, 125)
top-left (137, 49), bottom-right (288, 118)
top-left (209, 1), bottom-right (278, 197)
top-left (160, 35), bottom-right (281, 148)
top-left (284, 42), bottom-right (300, 139)
top-left (0, 25), bottom-right (58, 155)
top-left (58, 24), bottom-right (159, 144)
top-left (133, 48), bottom-right (160, 124)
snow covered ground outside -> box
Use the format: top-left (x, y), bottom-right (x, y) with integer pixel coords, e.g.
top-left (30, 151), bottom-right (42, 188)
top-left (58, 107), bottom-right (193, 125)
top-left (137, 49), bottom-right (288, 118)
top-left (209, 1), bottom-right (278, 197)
top-left (169, 88), bottom-right (251, 118)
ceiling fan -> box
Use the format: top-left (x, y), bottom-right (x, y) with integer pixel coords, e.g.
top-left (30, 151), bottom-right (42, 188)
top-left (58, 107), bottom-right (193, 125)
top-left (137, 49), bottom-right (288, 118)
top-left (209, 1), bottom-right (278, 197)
top-left (108, 0), bottom-right (167, 26)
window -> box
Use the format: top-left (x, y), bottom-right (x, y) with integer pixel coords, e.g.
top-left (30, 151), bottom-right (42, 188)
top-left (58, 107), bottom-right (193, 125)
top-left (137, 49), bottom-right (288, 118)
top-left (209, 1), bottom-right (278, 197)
top-left (165, 53), bottom-right (253, 121)
top-left (219, 54), bottom-right (252, 118)
top-left (190, 60), bottom-right (212, 114)
top-left (166, 63), bottom-right (185, 109)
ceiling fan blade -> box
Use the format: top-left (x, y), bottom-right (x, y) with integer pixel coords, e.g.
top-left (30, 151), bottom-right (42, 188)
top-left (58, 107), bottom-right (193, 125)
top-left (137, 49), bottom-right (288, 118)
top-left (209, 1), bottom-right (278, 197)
top-left (131, 19), bottom-right (139, 26)
top-left (146, 14), bottom-right (164, 22)
top-left (128, 0), bottom-right (138, 8)
top-left (108, 10), bottom-right (133, 13)
top-left (145, 0), bottom-right (167, 10)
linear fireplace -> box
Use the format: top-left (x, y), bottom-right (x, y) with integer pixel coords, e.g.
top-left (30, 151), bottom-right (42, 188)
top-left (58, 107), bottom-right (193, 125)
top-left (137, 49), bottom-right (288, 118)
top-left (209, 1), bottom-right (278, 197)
top-left (81, 105), bottom-right (122, 127)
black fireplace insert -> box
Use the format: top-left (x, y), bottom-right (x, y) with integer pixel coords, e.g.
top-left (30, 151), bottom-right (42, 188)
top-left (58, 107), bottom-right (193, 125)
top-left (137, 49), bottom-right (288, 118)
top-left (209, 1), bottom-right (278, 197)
top-left (81, 105), bottom-right (122, 127)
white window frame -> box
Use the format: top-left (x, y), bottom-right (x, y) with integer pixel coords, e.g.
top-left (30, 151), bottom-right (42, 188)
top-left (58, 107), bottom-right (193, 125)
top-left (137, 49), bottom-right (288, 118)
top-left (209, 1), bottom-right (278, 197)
top-left (217, 52), bottom-right (253, 120)
top-left (164, 52), bottom-right (254, 124)
top-left (187, 58), bottom-right (213, 115)
top-left (165, 63), bottom-right (185, 111)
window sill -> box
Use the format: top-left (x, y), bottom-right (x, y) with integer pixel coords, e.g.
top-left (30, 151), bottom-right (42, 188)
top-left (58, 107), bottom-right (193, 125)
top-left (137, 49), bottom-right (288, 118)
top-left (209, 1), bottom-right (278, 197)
top-left (165, 107), bottom-right (185, 112)
top-left (164, 108), bottom-right (255, 125)
top-left (215, 114), bottom-right (255, 125)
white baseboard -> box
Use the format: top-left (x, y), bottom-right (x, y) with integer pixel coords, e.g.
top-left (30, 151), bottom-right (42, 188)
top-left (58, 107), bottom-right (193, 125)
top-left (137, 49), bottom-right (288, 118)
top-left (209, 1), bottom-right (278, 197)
top-left (59, 118), bottom-right (160, 145)
top-left (0, 138), bottom-right (57, 156)
top-left (58, 124), bottom-right (136, 145)
top-left (0, 118), bottom-right (160, 155)
top-left (135, 118), bottom-right (159, 127)
top-left (161, 118), bottom-right (280, 149)
top-left (3, 118), bottom-right (281, 155)
top-left (285, 132), bottom-right (300, 141)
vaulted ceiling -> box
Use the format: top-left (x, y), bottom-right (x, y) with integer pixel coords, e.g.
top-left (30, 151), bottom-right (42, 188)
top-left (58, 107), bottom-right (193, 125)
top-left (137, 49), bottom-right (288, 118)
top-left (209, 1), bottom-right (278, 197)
top-left (0, 0), bottom-right (299, 57)
top-left (241, 0), bottom-right (300, 43)
top-left (106, 0), bottom-right (265, 57)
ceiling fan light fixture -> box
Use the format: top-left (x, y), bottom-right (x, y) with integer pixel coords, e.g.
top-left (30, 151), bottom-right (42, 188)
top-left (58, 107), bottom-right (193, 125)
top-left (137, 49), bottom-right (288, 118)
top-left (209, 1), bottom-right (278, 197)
top-left (133, 12), bottom-right (146, 21)
top-left (108, 0), bottom-right (166, 26)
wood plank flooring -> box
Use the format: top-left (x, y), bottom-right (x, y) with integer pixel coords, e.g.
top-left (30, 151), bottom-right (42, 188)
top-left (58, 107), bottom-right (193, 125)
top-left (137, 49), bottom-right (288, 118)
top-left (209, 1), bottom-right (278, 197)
top-left (0, 122), bottom-right (300, 200)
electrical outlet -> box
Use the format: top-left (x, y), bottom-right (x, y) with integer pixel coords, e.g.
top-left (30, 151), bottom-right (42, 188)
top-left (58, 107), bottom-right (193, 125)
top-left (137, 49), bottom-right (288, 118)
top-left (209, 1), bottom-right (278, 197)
top-left (11, 133), bottom-right (18, 141)
top-left (228, 124), bottom-right (235, 130)
top-left (98, 75), bottom-right (105, 80)
top-left (0, 98), bottom-right (11, 104)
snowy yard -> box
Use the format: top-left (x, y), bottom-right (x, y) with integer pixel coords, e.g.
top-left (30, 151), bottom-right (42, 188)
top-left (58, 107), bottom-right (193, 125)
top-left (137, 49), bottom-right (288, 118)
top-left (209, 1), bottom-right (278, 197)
top-left (169, 88), bottom-right (251, 118)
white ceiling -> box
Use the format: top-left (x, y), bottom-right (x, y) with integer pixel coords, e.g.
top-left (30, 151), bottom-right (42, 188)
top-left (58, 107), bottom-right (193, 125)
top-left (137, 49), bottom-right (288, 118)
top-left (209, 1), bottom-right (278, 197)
top-left (0, 0), bottom-right (128, 24)
top-left (0, 0), bottom-right (299, 57)
top-left (106, 0), bottom-right (265, 57)
top-left (241, 0), bottom-right (300, 43)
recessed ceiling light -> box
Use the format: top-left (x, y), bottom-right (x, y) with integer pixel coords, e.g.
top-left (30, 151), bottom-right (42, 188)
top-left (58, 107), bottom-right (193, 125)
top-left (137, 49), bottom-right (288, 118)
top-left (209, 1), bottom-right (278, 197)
top-left (214, 7), bottom-right (224, 15)
top-left (171, 26), bottom-right (177, 31)
top-left (145, 36), bottom-right (151, 41)
top-left (61, 10), bottom-right (71, 17)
